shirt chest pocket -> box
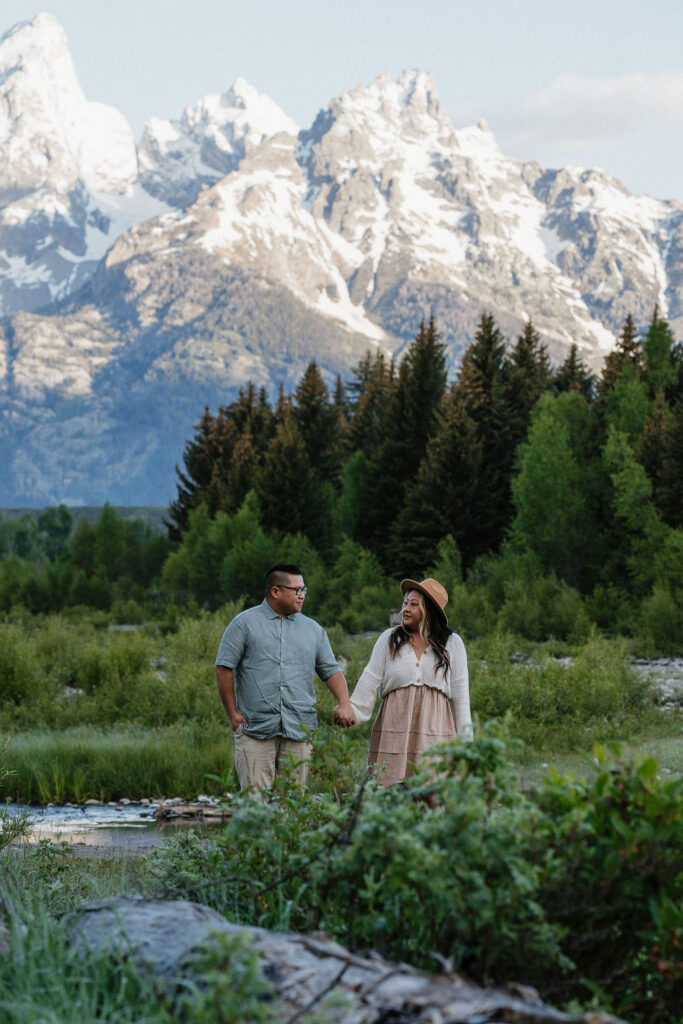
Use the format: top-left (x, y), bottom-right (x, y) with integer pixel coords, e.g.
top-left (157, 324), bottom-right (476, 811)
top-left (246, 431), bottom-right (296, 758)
top-left (286, 653), bottom-right (314, 680)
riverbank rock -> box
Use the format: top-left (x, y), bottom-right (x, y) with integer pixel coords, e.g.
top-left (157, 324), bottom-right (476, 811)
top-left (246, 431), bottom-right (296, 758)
top-left (66, 897), bottom-right (627, 1024)
top-left (153, 799), bottom-right (229, 821)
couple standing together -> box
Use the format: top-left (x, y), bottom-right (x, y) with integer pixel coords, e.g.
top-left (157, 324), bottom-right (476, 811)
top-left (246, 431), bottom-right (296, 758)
top-left (215, 564), bottom-right (472, 792)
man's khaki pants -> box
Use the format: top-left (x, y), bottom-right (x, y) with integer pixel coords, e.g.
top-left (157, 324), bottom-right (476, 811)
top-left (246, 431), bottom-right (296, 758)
top-left (233, 727), bottom-right (312, 792)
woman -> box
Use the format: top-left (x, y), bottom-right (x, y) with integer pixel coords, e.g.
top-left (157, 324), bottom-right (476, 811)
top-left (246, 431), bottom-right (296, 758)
top-left (343, 577), bottom-right (472, 785)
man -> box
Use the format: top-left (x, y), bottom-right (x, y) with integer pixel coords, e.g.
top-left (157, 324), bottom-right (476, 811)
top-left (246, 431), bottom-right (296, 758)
top-left (215, 564), bottom-right (355, 791)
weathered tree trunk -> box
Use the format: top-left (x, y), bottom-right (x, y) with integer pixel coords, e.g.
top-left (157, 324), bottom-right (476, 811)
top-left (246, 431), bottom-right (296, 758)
top-left (67, 898), bottom-right (627, 1024)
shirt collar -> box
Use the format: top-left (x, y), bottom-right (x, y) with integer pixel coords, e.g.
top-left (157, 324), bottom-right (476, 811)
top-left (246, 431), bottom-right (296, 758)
top-left (261, 599), bottom-right (298, 620)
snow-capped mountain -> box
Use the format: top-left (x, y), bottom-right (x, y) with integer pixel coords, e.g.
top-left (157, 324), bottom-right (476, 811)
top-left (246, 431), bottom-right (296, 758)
top-left (1, 13), bottom-right (682, 507)
top-left (138, 78), bottom-right (299, 207)
top-left (0, 12), bottom-right (167, 315)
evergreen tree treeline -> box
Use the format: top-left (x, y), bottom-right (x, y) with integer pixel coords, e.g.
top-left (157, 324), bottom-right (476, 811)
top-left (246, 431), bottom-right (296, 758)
top-left (168, 312), bottom-right (683, 592)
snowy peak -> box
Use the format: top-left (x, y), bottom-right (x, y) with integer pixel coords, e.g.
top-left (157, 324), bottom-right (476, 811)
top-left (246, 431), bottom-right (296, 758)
top-left (1, 11), bottom-right (65, 63)
top-left (0, 12), bottom-right (136, 196)
top-left (138, 77), bottom-right (299, 207)
top-left (0, 13), bottom-right (160, 317)
top-left (304, 70), bottom-right (454, 162)
top-left (334, 70), bottom-right (449, 132)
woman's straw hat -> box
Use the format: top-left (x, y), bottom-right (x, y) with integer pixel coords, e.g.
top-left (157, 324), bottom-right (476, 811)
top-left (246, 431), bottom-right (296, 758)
top-left (400, 577), bottom-right (448, 624)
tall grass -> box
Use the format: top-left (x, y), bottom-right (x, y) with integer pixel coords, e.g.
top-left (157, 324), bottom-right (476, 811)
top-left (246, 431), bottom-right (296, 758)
top-left (2, 724), bottom-right (235, 804)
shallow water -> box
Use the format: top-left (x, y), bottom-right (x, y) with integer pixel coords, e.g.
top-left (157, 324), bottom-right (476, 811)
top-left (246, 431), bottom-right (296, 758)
top-left (6, 799), bottom-right (219, 853)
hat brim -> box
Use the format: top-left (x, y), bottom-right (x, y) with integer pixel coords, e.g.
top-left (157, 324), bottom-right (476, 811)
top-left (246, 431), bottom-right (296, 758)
top-left (400, 578), bottom-right (448, 625)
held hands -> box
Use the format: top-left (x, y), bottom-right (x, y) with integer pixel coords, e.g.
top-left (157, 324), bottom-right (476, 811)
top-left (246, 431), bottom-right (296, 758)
top-left (333, 701), bottom-right (355, 727)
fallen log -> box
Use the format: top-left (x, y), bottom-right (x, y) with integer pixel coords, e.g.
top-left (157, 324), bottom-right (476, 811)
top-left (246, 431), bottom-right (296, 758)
top-left (66, 897), bottom-right (627, 1024)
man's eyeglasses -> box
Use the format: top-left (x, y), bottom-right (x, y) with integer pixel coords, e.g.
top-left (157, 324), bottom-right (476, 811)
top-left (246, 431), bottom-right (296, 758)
top-left (277, 585), bottom-right (307, 596)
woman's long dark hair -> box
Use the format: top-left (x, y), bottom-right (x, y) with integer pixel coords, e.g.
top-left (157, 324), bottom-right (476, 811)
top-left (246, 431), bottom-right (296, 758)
top-left (389, 589), bottom-right (453, 675)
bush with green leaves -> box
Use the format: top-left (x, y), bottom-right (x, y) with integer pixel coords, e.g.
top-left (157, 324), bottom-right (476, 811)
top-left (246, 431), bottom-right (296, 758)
top-left (0, 605), bottom-right (245, 733)
top-left (532, 744), bottom-right (683, 1021)
top-left (638, 582), bottom-right (683, 655)
top-left (469, 633), bottom-right (654, 752)
top-left (147, 723), bottom-right (683, 1024)
top-left (149, 725), bottom-right (563, 979)
top-left (498, 574), bottom-right (593, 642)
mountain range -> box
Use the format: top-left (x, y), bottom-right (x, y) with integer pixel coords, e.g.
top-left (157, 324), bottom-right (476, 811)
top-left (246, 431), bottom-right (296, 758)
top-left (1, 12), bottom-right (681, 507)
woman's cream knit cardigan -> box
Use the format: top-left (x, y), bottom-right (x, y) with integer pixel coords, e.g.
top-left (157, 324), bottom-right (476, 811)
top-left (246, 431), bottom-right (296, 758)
top-left (349, 627), bottom-right (473, 739)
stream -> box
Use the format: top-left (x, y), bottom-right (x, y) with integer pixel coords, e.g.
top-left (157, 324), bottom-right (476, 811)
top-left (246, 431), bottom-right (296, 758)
top-left (5, 798), bottom-right (224, 855)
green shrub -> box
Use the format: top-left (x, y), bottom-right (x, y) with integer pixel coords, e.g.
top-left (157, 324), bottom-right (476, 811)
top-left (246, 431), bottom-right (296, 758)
top-left (498, 575), bottom-right (593, 642)
top-left (471, 634), bottom-right (651, 752)
top-left (0, 609), bottom-right (240, 731)
top-left (534, 745), bottom-right (683, 1021)
top-left (447, 582), bottom-right (497, 639)
top-left (586, 583), bottom-right (635, 636)
top-left (471, 547), bottom-right (544, 608)
top-left (110, 598), bottom-right (146, 624)
top-left (0, 624), bottom-right (44, 705)
top-left (319, 538), bottom-right (395, 632)
top-left (638, 584), bottom-right (683, 655)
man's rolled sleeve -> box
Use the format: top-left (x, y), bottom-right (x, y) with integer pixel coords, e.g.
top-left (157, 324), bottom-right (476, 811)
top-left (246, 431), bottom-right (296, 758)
top-left (215, 616), bottom-right (246, 669)
top-left (315, 627), bottom-right (341, 680)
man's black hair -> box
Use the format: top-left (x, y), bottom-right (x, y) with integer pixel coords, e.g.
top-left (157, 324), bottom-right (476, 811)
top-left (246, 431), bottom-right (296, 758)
top-left (265, 564), bottom-right (303, 595)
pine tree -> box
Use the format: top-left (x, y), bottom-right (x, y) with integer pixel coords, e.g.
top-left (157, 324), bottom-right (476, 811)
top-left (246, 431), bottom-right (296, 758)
top-left (346, 350), bottom-right (396, 458)
top-left (507, 319), bottom-right (552, 441)
top-left (255, 408), bottom-right (335, 554)
top-left (457, 312), bottom-right (508, 415)
top-left (638, 391), bottom-right (672, 511)
top-left (642, 308), bottom-right (678, 396)
top-left (167, 407), bottom-right (223, 538)
top-left (167, 385), bottom-right (275, 538)
top-left (275, 382), bottom-right (289, 421)
top-left (356, 318), bottom-right (448, 564)
top-left (332, 374), bottom-right (352, 467)
top-left (599, 313), bottom-right (644, 399)
top-left (553, 344), bottom-right (596, 400)
top-left (451, 313), bottom-right (516, 558)
top-left (391, 390), bottom-right (482, 572)
top-left (293, 361), bottom-right (343, 482)
top-left (657, 398), bottom-right (683, 528)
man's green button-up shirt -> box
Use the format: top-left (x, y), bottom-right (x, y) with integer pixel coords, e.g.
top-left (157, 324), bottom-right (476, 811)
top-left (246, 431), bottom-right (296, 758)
top-left (215, 600), bottom-right (341, 740)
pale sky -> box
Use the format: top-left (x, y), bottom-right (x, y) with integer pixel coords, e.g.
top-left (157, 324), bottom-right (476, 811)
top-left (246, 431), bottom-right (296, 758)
top-left (3, 0), bottom-right (683, 201)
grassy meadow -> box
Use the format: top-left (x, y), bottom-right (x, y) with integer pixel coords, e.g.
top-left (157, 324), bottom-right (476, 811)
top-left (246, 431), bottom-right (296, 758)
top-left (0, 608), bottom-right (680, 803)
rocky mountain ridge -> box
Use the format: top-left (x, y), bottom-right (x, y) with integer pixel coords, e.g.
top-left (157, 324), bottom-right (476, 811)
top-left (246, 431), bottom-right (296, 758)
top-left (1, 12), bottom-right (681, 506)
